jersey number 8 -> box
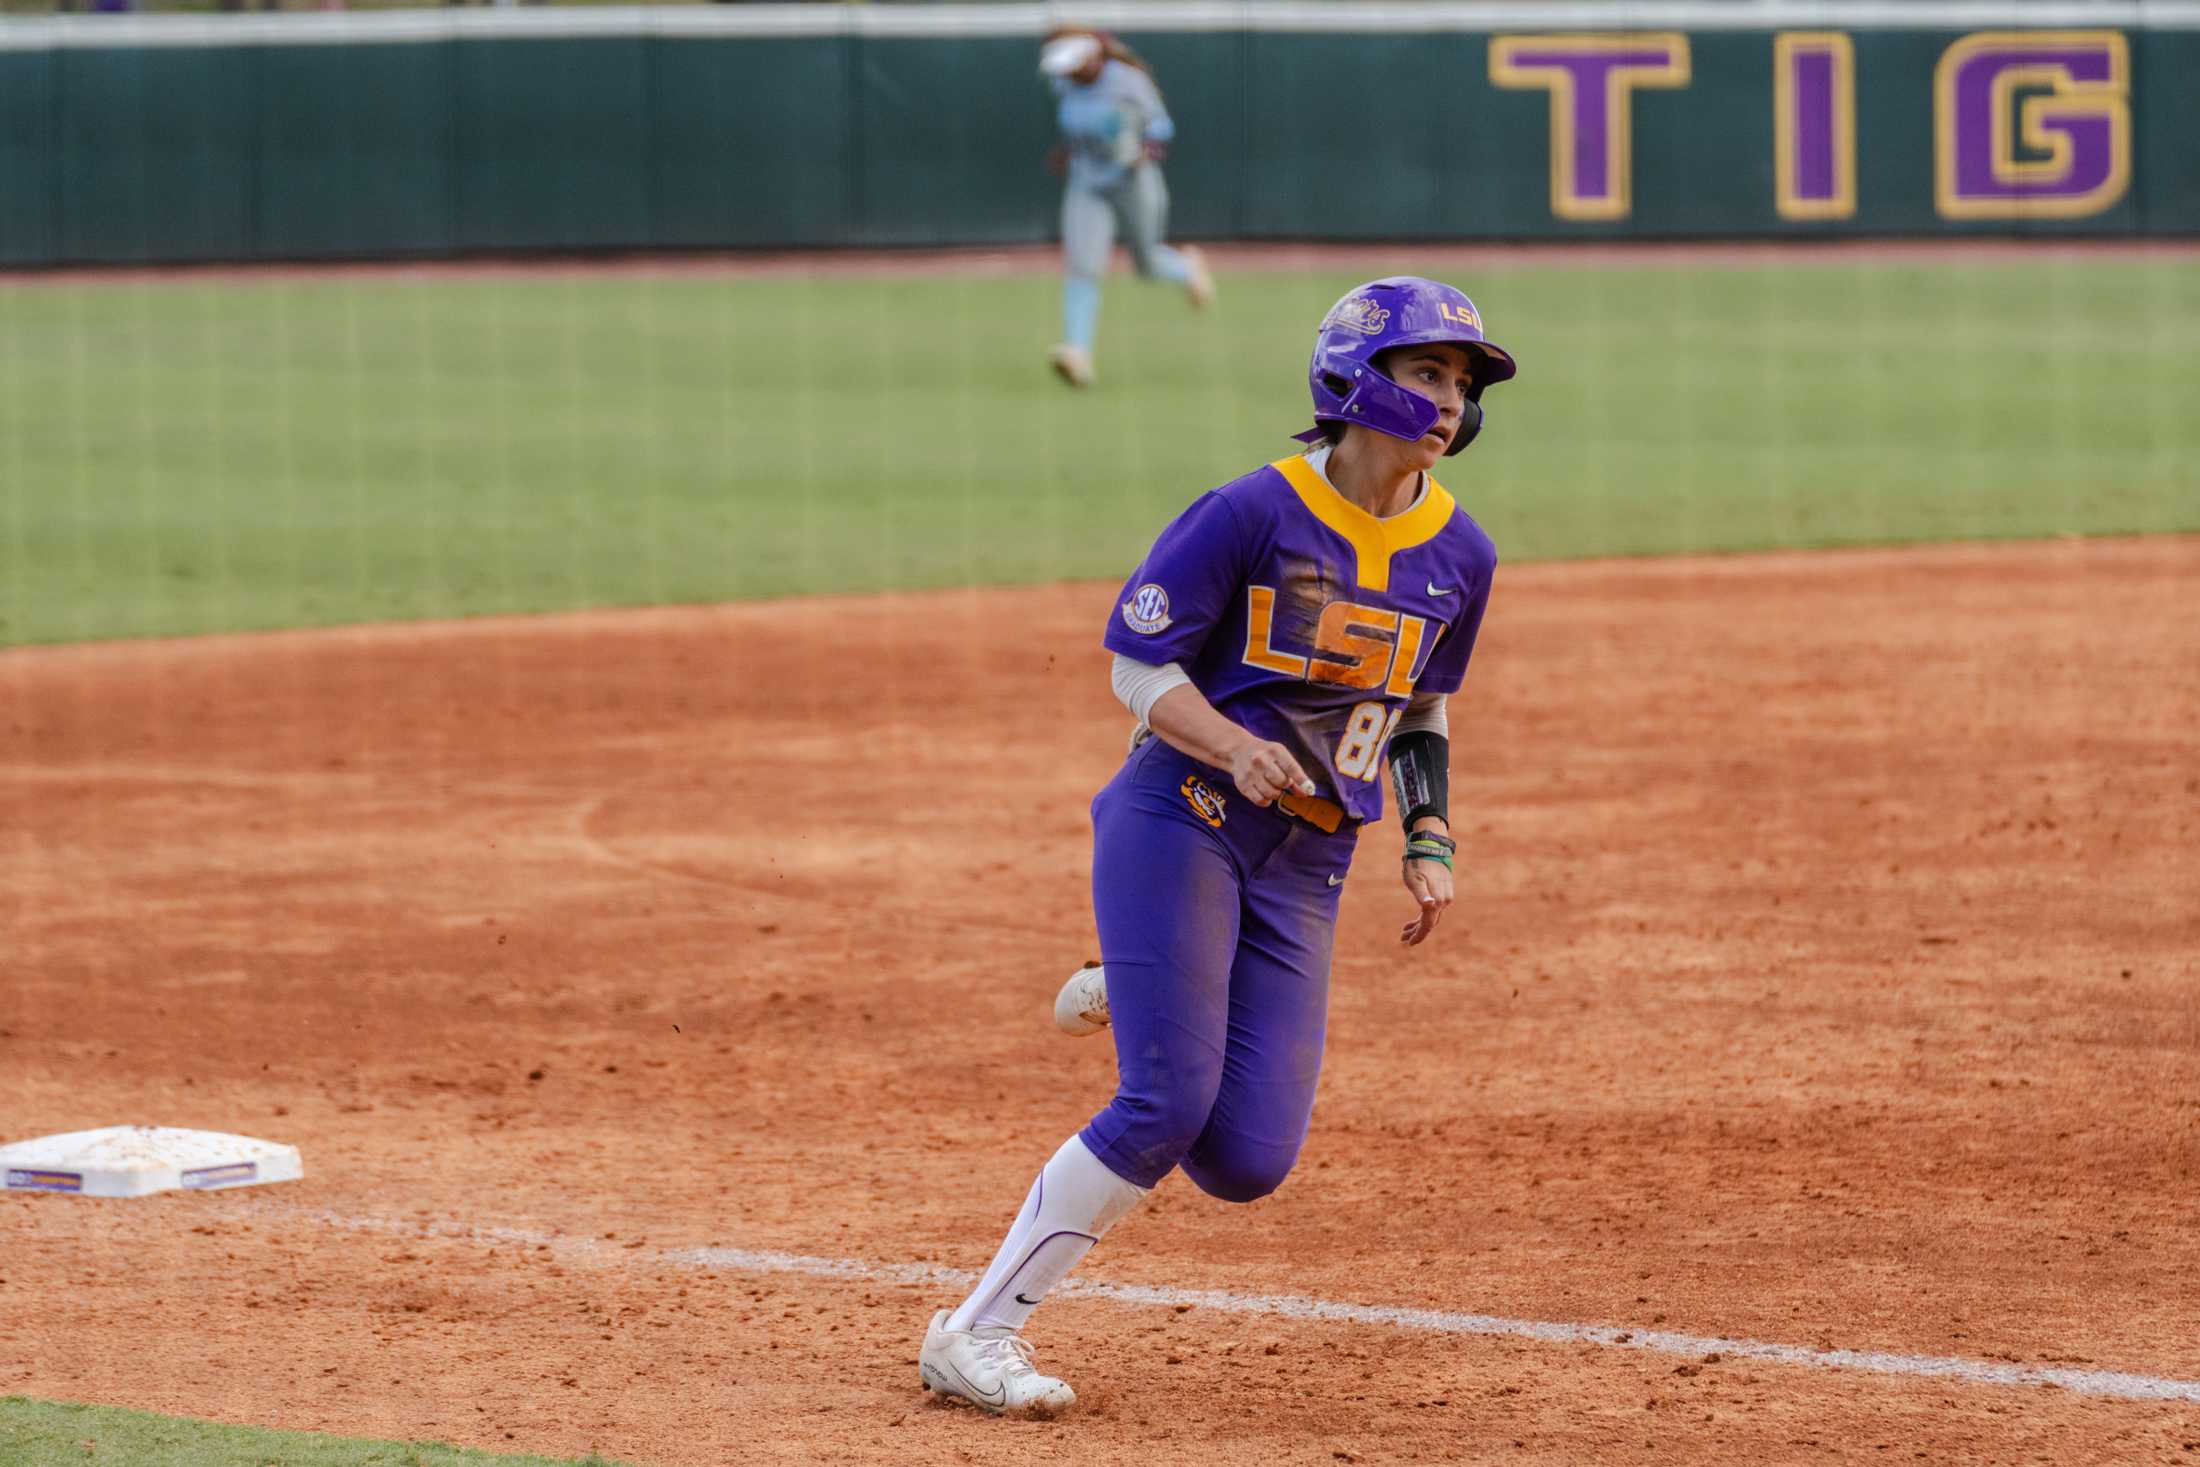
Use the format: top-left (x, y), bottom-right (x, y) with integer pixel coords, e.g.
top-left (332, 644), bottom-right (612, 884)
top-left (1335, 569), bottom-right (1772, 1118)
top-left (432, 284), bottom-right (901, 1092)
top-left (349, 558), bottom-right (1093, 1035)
top-left (1335, 701), bottom-right (1405, 782)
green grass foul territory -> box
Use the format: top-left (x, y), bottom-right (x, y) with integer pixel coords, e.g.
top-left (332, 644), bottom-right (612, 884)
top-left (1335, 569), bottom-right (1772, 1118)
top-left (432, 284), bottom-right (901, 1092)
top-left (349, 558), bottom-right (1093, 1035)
top-left (1, 255), bottom-right (2193, 646)
top-left (0, 1398), bottom-right (633, 1467)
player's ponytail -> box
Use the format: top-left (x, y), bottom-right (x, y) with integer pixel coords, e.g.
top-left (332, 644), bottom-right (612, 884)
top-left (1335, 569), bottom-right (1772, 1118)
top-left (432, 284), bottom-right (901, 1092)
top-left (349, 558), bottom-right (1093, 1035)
top-left (1095, 32), bottom-right (1154, 77)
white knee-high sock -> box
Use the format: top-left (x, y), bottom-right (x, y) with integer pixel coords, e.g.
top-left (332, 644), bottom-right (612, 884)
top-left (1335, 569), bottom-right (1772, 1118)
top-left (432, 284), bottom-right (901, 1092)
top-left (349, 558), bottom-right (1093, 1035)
top-left (945, 1134), bottom-right (1148, 1335)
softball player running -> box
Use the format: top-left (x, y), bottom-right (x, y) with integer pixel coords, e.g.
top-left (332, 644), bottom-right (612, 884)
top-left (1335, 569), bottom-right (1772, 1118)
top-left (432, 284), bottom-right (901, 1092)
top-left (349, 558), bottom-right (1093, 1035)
top-left (919, 278), bottom-right (1517, 1412)
top-left (1038, 29), bottom-right (1215, 388)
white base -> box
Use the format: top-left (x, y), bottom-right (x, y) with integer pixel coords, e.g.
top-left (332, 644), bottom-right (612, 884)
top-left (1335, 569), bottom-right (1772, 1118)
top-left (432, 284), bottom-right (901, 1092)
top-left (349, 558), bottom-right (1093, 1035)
top-left (0, 1126), bottom-right (303, 1198)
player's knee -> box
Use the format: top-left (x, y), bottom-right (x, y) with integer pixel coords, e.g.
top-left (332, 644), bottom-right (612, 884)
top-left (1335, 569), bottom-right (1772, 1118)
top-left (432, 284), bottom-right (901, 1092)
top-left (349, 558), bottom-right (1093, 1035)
top-left (1139, 1087), bottom-right (1220, 1158)
top-left (1100, 1075), bottom-right (1223, 1181)
top-left (1182, 1142), bottom-right (1299, 1204)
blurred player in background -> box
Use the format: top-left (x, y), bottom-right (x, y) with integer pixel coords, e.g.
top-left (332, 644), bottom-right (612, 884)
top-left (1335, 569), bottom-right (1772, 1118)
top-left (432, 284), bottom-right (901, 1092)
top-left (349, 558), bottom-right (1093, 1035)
top-left (918, 278), bottom-right (1517, 1413)
top-left (1039, 28), bottom-right (1215, 388)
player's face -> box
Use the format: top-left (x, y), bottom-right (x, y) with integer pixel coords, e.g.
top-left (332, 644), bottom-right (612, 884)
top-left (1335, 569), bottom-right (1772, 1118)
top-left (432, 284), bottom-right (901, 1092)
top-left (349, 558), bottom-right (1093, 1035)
top-left (1384, 344), bottom-right (1475, 467)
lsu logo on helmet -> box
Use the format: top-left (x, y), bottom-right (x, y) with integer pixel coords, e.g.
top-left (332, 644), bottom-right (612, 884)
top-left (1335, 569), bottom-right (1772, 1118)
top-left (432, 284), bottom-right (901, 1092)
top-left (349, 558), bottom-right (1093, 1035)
top-left (1326, 297), bottom-right (1391, 335)
top-left (1438, 299), bottom-right (1482, 331)
top-left (1121, 582), bottom-right (1173, 634)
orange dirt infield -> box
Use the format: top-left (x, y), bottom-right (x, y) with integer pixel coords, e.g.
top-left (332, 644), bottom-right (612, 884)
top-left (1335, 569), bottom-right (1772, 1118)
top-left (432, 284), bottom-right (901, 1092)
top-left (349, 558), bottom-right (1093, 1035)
top-left (3, 537), bottom-right (2196, 1466)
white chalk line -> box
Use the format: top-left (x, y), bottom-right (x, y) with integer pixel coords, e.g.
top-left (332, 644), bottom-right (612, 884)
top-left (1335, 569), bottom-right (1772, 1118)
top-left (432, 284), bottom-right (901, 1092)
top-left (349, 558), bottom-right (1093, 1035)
top-left (264, 1206), bottom-right (2200, 1405)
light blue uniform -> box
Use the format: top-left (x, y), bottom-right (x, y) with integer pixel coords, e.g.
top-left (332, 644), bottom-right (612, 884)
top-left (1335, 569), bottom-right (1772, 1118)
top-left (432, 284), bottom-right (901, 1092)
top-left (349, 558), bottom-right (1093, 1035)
top-left (1052, 59), bottom-right (1195, 352)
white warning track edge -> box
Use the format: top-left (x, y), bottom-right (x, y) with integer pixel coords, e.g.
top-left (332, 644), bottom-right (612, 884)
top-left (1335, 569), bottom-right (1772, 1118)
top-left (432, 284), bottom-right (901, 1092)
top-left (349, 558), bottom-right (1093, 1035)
top-left (267, 1206), bottom-right (2200, 1405)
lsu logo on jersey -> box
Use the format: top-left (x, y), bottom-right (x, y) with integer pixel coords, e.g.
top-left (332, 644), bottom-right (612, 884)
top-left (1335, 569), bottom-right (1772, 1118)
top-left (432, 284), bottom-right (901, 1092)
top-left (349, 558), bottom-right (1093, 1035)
top-left (1180, 774), bottom-right (1226, 827)
top-left (1326, 297), bottom-right (1390, 336)
top-left (1242, 587), bottom-right (1436, 696)
top-left (1121, 582), bottom-right (1173, 635)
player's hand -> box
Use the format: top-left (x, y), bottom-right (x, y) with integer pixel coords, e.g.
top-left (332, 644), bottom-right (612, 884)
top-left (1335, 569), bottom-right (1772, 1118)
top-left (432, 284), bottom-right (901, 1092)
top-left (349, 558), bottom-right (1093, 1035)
top-left (1226, 739), bottom-right (1315, 808)
top-left (1141, 139), bottom-right (1169, 164)
top-left (1399, 830), bottom-right (1455, 946)
top-left (1045, 144), bottom-right (1070, 178)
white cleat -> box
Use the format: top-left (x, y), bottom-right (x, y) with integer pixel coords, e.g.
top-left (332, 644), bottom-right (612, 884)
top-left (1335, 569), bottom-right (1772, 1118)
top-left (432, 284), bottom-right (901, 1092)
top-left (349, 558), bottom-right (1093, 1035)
top-left (1054, 962), bottom-right (1110, 1037)
top-left (1048, 343), bottom-right (1096, 388)
top-left (919, 1309), bottom-right (1076, 1415)
top-left (1182, 245), bottom-right (1216, 311)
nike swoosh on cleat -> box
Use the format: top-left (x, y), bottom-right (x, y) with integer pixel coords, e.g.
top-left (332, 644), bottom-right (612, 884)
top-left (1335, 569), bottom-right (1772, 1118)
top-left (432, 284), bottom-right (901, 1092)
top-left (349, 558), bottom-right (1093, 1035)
top-left (937, 1360), bottom-right (1008, 1408)
top-left (1015, 1293), bottom-right (1041, 1306)
top-left (1328, 874), bottom-right (1346, 886)
top-left (1426, 581), bottom-right (1456, 597)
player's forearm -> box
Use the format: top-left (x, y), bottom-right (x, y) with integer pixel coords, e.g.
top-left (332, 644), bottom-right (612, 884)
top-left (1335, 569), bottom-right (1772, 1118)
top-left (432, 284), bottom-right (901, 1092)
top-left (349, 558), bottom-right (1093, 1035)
top-left (1392, 692), bottom-right (1452, 836)
top-left (1144, 682), bottom-right (1268, 771)
top-left (1388, 727), bottom-right (1450, 835)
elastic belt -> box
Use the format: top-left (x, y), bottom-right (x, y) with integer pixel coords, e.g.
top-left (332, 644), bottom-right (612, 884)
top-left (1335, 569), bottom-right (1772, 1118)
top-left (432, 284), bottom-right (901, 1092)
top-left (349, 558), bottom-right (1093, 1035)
top-left (1277, 790), bottom-right (1348, 835)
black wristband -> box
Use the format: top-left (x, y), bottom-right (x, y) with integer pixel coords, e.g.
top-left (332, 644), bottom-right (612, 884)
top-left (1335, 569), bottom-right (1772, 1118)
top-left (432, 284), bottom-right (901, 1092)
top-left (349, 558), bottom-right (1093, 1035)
top-left (1388, 729), bottom-right (1450, 833)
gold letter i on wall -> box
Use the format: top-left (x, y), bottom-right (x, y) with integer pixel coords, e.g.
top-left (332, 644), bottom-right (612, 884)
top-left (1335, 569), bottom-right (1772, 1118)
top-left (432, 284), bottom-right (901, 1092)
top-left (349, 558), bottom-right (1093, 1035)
top-left (1775, 32), bottom-right (1857, 220)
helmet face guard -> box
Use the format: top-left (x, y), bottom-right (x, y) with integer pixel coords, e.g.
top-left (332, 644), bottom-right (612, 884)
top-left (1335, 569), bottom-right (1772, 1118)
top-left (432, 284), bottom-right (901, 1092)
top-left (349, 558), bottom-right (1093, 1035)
top-left (1294, 276), bottom-right (1518, 456)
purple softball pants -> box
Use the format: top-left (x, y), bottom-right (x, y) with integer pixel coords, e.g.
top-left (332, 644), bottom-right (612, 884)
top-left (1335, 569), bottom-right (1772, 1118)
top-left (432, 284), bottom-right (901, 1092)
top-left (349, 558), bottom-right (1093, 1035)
top-left (1079, 737), bottom-right (1358, 1201)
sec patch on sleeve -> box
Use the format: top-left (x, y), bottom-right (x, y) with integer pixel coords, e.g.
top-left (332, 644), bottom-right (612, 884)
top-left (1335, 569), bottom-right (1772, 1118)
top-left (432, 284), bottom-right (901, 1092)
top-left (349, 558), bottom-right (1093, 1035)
top-left (1121, 583), bottom-right (1174, 634)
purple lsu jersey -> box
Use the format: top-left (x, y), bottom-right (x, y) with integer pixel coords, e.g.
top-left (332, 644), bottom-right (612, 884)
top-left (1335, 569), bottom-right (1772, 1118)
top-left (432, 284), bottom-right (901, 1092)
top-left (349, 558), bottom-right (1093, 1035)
top-left (1103, 454), bottom-right (1496, 825)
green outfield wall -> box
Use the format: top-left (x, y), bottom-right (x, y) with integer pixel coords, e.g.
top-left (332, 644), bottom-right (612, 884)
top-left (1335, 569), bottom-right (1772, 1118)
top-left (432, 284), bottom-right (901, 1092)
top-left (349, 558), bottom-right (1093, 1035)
top-left (0, 3), bottom-right (2195, 265)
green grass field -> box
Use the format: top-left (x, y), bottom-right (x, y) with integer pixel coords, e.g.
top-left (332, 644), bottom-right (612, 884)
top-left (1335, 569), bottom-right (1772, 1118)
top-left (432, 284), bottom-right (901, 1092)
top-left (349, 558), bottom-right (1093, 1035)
top-left (0, 1399), bottom-right (630, 1467)
top-left (2, 255), bottom-right (2194, 647)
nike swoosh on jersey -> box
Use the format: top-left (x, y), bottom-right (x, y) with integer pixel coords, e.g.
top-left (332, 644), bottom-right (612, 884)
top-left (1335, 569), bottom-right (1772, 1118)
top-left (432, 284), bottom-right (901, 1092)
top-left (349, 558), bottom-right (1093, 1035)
top-left (1427, 581), bottom-right (1456, 597)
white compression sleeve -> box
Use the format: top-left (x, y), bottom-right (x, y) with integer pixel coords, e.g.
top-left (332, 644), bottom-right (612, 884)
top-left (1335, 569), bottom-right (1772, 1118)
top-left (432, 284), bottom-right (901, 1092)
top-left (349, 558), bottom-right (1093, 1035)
top-left (1111, 653), bottom-right (1193, 725)
top-left (945, 1134), bottom-right (1150, 1335)
top-left (1393, 689), bottom-right (1449, 739)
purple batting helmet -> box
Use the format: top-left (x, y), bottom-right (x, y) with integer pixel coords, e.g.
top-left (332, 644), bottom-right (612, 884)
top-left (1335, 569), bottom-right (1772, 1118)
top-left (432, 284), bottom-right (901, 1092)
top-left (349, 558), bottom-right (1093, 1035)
top-left (1294, 276), bottom-right (1519, 455)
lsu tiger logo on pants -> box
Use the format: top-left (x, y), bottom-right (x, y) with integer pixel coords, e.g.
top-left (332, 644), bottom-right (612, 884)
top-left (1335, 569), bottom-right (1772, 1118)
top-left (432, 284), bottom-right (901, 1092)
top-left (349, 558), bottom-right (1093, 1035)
top-left (1180, 775), bottom-right (1226, 828)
